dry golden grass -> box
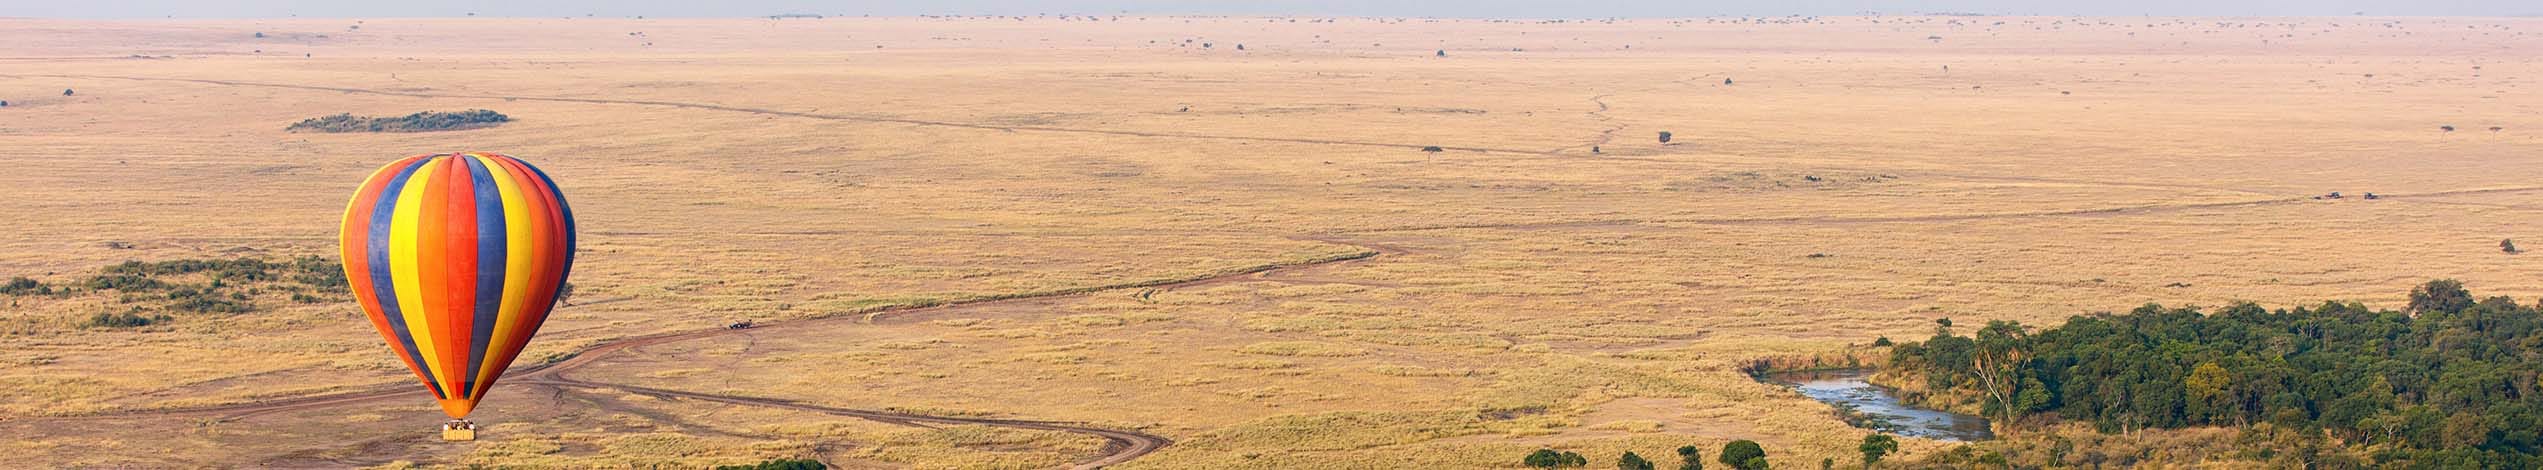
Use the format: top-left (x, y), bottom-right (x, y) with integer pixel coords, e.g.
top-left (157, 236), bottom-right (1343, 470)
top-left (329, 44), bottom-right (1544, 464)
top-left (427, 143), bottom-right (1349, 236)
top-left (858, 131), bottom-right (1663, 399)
top-left (2, 14), bottom-right (2539, 468)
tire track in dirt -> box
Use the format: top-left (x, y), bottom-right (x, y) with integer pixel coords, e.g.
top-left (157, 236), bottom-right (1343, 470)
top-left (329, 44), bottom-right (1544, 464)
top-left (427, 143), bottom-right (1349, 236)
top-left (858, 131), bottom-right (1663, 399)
top-left (1337, 184), bottom-right (2543, 234)
top-left (7, 73), bottom-right (1539, 155)
top-left (18, 239), bottom-right (1392, 469)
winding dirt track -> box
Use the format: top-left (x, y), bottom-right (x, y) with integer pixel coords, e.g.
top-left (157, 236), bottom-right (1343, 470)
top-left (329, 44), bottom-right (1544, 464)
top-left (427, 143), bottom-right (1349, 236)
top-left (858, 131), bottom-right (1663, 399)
top-left (29, 245), bottom-right (1385, 469)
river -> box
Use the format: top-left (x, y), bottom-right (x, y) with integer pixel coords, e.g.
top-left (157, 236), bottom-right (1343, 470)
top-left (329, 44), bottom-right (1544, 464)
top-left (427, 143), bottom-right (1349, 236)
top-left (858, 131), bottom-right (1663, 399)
top-left (1763, 369), bottom-right (1994, 441)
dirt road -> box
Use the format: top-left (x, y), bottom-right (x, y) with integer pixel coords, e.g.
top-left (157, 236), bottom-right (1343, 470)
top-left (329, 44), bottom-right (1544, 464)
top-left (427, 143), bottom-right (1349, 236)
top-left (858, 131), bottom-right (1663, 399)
top-left (16, 239), bottom-right (1386, 468)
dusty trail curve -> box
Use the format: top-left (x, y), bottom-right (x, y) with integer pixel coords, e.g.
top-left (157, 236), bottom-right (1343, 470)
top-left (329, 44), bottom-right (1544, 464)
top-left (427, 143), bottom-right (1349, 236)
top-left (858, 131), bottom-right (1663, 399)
top-left (13, 240), bottom-right (1390, 468)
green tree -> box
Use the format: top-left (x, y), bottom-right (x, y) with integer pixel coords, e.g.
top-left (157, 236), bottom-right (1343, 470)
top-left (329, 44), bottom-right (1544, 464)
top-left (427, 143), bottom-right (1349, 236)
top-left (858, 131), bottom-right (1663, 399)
top-left (1620, 451), bottom-right (1655, 470)
top-left (1971, 320), bottom-right (2031, 424)
top-left (1720, 440), bottom-right (1768, 470)
top-left (2442, 411), bottom-right (2488, 449)
top-left (1564, 451), bottom-right (1589, 467)
top-left (1859, 434), bottom-right (1898, 468)
top-left (2184, 362), bottom-right (2232, 423)
top-left (2408, 279), bottom-right (2472, 315)
top-left (1676, 445), bottom-right (1704, 470)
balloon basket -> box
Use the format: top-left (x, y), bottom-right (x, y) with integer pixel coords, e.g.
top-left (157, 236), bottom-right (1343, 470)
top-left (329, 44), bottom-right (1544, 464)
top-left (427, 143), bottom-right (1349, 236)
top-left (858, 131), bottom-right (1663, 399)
top-left (441, 419), bottom-right (477, 441)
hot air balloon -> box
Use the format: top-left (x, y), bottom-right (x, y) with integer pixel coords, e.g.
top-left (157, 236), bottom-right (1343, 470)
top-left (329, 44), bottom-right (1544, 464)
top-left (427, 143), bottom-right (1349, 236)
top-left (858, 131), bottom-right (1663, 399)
top-left (338, 152), bottom-right (574, 440)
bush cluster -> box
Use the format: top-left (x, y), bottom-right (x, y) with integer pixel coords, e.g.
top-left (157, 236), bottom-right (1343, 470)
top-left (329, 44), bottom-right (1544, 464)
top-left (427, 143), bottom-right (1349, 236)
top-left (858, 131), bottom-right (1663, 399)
top-left (713, 458), bottom-right (823, 470)
top-left (287, 109), bottom-right (509, 133)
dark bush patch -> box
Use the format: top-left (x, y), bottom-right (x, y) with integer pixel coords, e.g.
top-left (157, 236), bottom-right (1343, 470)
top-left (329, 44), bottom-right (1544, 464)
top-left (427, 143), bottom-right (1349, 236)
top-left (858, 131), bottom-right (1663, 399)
top-left (714, 458), bottom-right (825, 470)
top-left (84, 273), bottom-right (164, 291)
top-left (87, 311), bottom-right (171, 329)
top-left (288, 109), bottom-right (509, 133)
top-left (2, 276), bottom-right (49, 295)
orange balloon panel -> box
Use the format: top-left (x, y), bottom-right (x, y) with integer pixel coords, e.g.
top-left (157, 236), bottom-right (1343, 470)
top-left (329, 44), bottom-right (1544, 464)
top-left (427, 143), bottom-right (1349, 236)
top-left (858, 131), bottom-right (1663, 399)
top-left (338, 152), bottom-right (575, 418)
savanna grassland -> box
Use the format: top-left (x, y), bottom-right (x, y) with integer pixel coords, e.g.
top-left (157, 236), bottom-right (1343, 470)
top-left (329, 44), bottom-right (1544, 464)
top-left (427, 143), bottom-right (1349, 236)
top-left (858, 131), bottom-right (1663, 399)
top-left (1, 14), bottom-right (2539, 469)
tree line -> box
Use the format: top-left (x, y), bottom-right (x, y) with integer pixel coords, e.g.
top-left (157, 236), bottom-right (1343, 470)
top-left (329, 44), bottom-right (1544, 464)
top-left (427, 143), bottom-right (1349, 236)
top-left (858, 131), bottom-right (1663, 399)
top-left (1886, 280), bottom-right (2542, 468)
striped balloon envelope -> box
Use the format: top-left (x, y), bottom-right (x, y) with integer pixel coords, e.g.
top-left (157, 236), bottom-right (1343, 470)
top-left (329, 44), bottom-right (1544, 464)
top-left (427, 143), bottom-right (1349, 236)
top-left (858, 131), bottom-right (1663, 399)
top-left (338, 152), bottom-right (575, 419)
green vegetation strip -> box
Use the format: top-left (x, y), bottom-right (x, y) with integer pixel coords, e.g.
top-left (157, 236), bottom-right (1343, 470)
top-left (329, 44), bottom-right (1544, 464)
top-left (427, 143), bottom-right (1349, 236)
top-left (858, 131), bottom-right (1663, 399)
top-left (287, 109), bottom-right (508, 133)
top-left (1886, 280), bottom-right (2543, 468)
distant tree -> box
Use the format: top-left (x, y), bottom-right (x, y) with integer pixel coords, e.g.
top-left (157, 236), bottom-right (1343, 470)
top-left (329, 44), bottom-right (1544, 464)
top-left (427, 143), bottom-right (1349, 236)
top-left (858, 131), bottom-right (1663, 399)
top-left (1677, 446), bottom-right (1704, 470)
top-left (253, 32), bottom-right (265, 38)
top-left (2440, 125), bottom-right (2456, 132)
top-left (1658, 131), bottom-right (1673, 143)
top-left (1860, 434), bottom-right (1899, 468)
top-left (1819, 458), bottom-right (1833, 470)
top-left (63, 88), bottom-right (74, 96)
top-left (1564, 451), bottom-right (1589, 467)
top-left (1725, 78), bottom-right (1734, 85)
top-left (1437, 49), bottom-right (1447, 57)
top-left (2504, 239), bottom-right (2520, 254)
top-left (1527, 449), bottom-right (1567, 468)
top-left (1421, 146), bottom-right (1444, 153)
top-left (1235, 43), bottom-right (1245, 50)
top-left (1719, 440), bottom-right (1767, 470)
top-left (2408, 279), bottom-right (2473, 315)
top-left (1621, 451), bottom-right (1655, 470)
top-left (1872, 336), bottom-right (1893, 347)
top-left (554, 281), bottom-right (577, 307)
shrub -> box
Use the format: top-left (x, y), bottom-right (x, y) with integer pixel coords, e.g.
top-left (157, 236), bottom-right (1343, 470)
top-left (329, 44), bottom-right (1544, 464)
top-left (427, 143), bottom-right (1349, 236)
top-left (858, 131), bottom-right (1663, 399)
top-left (287, 109), bottom-right (509, 133)
top-left (1720, 440), bottom-right (1768, 470)
top-left (1621, 451), bottom-right (1656, 470)
top-left (1677, 445), bottom-right (1704, 470)
top-left (84, 273), bottom-right (163, 291)
top-left (87, 311), bottom-right (170, 328)
top-left (1861, 434), bottom-right (1898, 467)
top-left (1658, 131), bottom-right (1673, 143)
top-left (1528, 449), bottom-right (1567, 468)
top-left (712, 458), bottom-right (823, 470)
top-left (168, 290), bottom-right (252, 314)
top-left (2, 276), bottom-right (48, 295)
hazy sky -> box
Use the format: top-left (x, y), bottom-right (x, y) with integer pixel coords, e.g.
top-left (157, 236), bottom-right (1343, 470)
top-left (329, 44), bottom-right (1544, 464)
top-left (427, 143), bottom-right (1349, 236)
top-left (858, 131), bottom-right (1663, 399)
top-left (2, 0), bottom-right (2533, 19)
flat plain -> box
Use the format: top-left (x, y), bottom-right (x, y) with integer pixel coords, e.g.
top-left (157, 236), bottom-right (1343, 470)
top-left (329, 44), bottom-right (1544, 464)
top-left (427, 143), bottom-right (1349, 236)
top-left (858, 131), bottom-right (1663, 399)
top-left (0, 14), bottom-right (2538, 469)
